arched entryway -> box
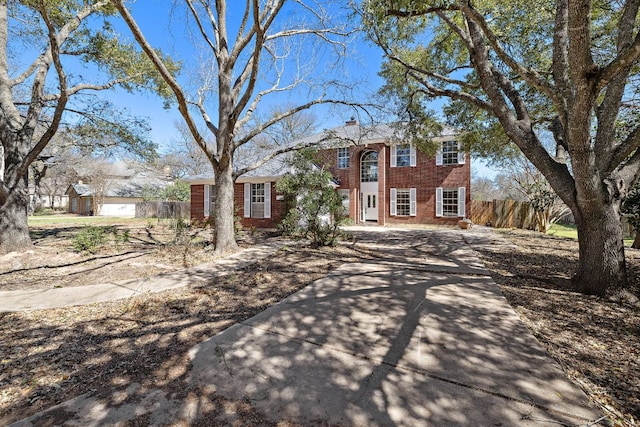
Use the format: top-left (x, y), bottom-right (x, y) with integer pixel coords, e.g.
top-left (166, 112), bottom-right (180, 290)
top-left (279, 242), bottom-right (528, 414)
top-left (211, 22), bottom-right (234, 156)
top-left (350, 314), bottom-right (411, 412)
top-left (360, 150), bottom-right (379, 222)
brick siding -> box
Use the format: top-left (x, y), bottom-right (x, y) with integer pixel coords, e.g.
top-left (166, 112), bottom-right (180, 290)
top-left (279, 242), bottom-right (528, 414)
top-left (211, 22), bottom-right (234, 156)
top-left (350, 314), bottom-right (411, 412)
top-left (190, 182), bottom-right (285, 229)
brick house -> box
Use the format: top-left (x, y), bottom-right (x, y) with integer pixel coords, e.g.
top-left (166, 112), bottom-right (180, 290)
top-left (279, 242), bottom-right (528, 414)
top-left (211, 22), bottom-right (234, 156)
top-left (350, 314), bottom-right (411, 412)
top-left (190, 121), bottom-right (470, 228)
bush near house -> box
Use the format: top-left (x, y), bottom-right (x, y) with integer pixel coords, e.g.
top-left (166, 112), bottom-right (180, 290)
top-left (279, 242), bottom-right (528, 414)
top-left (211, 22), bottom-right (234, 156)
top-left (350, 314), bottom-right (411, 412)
top-left (276, 150), bottom-right (348, 247)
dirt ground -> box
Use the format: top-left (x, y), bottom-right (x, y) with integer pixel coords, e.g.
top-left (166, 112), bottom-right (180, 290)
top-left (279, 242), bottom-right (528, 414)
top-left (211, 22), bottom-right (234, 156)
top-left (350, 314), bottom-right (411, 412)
top-left (0, 223), bottom-right (638, 426)
top-left (474, 229), bottom-right (640, 427)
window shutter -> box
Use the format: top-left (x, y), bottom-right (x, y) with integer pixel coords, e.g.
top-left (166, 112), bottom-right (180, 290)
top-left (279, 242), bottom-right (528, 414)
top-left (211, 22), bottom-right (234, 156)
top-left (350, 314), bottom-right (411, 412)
top-left (457, 142), bottom-right (466, 164)
top-left (204, 185), bottom-right (210, 217)
top-left (390, 145), bottom-right (397, 168)
top-left (436, 143), bottom-right (443, 166)
top-left (410, 188), bottom-right (417, 216)
top-left (458, 187), bottom-right (466, 217)
top-left (390, 188), bottom-right (397, 216)
top-left (244, 183), bottom-right (251, 218)
top-left (410, 144), bottom-right (416, 167)
top-left (264, 182), bottom-right (271, 218)
top-left (436, 187), bottom-right (443, 217)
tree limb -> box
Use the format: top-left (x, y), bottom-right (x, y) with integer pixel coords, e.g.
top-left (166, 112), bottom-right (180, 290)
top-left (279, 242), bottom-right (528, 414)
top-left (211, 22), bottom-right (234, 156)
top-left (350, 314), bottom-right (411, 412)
top-left (113, 0), bottom-right (217, 168)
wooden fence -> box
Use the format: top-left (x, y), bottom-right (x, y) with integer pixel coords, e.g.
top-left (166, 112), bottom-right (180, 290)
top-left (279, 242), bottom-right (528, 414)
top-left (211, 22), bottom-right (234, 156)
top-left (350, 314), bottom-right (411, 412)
top-left (135, 201), bottom-right (190, 219)
top-left (471, 199), bottom-right (537, 229)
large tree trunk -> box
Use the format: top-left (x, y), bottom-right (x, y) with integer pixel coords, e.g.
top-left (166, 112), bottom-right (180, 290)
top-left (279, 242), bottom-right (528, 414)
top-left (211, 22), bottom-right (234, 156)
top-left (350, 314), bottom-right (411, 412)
top-left (212, 163), bottom-right (239, 256)
top-left (0, 181), bottom-right (33, 254)
top-left (573, 200), bottom-right (626, 296)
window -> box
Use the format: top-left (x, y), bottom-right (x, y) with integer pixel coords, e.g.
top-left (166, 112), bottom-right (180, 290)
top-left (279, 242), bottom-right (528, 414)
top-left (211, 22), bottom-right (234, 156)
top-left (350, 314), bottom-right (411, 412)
top-left (361, 151), bottom-right (378, 182)
top-left (391, 143), bottom-right (416, 167)
top-left (436, 140), bottom-right (465, 165)
top-left (436, 187), bottom-right (466, 218)
top-left (251, 183), bottom-right (265, 218)
top-left (390, 188), bottom-right (416, 216)
top-left (337, 147), bottom-right (350, 169)
top-left (204, 184), bottom-right (215, 217)
top-left (396, 190), bottom-right (411, 216)
top-left (442, 140), bottom-right (458, 165)
top-left (442, 189), bottom-right (458, 216)
top-left (397, 144), bottom-right (411, 166)
top-left (243, 182), bottom-right (271, 218)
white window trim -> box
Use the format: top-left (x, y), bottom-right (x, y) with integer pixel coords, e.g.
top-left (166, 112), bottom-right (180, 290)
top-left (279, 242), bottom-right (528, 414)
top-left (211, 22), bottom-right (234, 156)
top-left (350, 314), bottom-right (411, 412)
top-left (204, 184), bottom-right (210, 217)
top-left (457, 186), bottom-right (466, 217)
top-left (264, 182), bottom-right (271, 218)
top-left (390, 188), bottom-right (397, 215)
top-left (390, 145), bottom-right (397, 168)
top-left (410, 188), bottom-right (417, 216)
top-left (244, 183), bottom-right (251, 218)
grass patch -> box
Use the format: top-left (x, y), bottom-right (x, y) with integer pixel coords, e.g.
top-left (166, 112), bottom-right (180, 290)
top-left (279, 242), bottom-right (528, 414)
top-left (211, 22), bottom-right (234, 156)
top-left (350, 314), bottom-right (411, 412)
top-left (547, 223), bottom-right (578, 239)
top-left (547, 223), bottom-right (635, 246)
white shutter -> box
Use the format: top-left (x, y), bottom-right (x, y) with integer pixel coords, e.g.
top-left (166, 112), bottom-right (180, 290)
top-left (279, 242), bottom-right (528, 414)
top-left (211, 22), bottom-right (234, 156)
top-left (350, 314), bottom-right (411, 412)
top-left (436, 187), bottom-right (443, 217)
top-left (410, 144), bottom-right (416, 167)
top-left (390, 188), bottom-right (397, 216)
top-left (390, 145), bottom-right (397, 168)
top-left (203, 185), bottom-right (210, 217)
top-left (244, 183), bottom-right (251, 218)
top-left (264, 182), bottom-right (271, 218)
top-left (457, 141), bottom-right (466, 164)
top-left (458, 187), bottom-right (466, 217)
top-left (436, 142), bottom-right (443, 166)
top-left (410, 188), bottom-right (416, 216)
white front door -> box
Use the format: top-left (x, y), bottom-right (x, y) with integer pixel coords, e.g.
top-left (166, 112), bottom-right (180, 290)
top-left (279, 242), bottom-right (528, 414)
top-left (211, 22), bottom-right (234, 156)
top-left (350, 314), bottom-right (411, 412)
top-left (361, 192), bottom-right (378, 221)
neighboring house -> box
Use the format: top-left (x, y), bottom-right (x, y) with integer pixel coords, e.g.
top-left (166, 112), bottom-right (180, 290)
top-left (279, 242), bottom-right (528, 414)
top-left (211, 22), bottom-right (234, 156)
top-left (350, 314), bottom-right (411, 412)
top-left (66, 174), bottom-right (169, 217)
top-left (190, 121), bottom-right (470, 228)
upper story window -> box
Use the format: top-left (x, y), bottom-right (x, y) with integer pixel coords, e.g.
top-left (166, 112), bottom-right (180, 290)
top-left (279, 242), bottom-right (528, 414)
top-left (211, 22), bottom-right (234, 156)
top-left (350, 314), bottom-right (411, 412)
top-left (337, 147), bottom-right (350, 169)
top-left (436, 140), bottom-right (466, 165)
top-left (361, 151), bottom-right (378, 182)
top-left (391, 143), bottom-right (416, 167)
top-left (396, 144), bottom-right (411, 166)
top-left (442, 140), bottom-right (458, 165)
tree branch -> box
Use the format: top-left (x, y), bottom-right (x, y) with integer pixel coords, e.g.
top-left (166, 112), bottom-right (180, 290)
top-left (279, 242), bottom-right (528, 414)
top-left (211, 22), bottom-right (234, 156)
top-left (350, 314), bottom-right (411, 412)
top-left (113, 0), bottom-right (217, 169)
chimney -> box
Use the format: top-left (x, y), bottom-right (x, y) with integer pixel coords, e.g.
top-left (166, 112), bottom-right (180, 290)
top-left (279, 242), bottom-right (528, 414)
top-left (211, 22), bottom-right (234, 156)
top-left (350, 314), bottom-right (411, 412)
top-left (345, 117), bottom-right (357, 126)
top-left (78, 179), bottom-right (83, 185)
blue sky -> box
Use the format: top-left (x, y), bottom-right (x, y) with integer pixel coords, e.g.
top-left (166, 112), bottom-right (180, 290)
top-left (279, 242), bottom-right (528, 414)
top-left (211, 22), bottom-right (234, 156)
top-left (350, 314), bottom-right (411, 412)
top-left (105, 2), bottom-right (499, 179)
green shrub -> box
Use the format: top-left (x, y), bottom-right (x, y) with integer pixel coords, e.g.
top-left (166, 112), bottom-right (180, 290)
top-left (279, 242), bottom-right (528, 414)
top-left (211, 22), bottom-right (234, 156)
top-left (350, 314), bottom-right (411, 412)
top-left (72, 226), bottom-right (108, 253)
top-left (275, 149), bottom-right (348, 247)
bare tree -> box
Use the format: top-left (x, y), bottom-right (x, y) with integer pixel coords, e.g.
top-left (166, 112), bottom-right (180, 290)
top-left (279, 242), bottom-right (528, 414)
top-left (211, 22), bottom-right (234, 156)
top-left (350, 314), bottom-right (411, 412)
top-left (114, 0), bottom-right (361, 255)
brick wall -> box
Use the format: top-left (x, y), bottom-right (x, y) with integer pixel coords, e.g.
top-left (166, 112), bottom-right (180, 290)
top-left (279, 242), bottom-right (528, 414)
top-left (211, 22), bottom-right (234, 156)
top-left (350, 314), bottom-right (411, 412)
top-left (190, 182), bottom-right (285, 229)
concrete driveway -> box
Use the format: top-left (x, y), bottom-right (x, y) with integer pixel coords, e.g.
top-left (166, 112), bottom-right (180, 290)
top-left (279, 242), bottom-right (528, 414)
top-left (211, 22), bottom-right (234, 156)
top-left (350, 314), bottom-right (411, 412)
top-left (11, 226), bottom-right (605, 426)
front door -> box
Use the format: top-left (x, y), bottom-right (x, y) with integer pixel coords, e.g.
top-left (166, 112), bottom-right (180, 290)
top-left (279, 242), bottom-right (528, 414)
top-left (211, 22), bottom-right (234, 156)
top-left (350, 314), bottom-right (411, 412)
top-left (361, 192), bottom-right (378, 221)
